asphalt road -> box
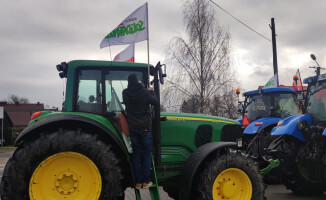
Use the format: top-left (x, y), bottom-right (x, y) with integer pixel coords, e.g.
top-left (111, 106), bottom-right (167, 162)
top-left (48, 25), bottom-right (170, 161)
top-left (1, 147), bottom-right (325, 200)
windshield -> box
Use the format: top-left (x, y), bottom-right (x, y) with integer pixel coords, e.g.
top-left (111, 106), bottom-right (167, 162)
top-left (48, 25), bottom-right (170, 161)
top-left (246, 92), bottom-right (300, 122)
top-left (307, 81), bottom-right (326, 121)
top-left (76, 68), bottom-right (147, 115)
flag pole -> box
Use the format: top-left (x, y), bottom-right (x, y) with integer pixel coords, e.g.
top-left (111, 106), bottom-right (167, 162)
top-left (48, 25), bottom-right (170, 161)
top-left (146, 2), bottom-right (150, 87)
top-left (147, 40), bottom-right (150, 87)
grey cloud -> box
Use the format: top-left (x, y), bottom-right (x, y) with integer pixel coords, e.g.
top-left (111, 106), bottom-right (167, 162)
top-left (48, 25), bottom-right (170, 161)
top-left (1, 0), bottom-right (325, 108)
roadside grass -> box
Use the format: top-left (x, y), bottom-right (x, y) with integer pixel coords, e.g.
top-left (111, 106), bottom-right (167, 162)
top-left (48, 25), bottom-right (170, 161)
top-left (0, 146), bottom-right (16, 149)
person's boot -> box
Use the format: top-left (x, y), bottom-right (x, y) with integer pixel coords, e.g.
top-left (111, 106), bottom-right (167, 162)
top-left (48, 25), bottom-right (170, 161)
top-left (142, 181), bottom-right (153, 189)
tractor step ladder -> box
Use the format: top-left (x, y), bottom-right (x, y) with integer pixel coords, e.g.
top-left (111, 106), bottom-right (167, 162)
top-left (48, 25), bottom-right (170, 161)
top-left (134, 156), bottom-right (160, 200)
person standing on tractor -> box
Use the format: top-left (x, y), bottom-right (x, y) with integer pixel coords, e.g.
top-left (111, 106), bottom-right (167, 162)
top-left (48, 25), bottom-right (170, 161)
top-left (123, 74), bottom-right (158, 189)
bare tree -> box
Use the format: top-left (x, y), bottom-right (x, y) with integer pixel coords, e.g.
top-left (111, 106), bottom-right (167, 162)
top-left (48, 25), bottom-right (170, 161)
top-left (6, 94), bottom-right (30, 104)
top-left (180, 94), bottom-right (201, 113)
top-left (210, 88), bottom-right (241, 119)
top-left (164, 0), bottom-right (236, 115)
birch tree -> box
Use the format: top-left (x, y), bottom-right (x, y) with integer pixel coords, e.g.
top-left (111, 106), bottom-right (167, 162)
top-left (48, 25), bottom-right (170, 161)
top-left (164, 0), bottom-right (238, 117)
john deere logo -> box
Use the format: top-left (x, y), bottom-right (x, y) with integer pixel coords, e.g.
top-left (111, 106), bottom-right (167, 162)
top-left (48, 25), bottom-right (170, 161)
top-left (265, 80), bottom-right (275, 87)
top-left (106, 20), bottom-right (145, 39)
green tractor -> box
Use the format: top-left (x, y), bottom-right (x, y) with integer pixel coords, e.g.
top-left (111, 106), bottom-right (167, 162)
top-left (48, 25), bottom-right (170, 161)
top-left (0, 60), bottom-right (265, 200)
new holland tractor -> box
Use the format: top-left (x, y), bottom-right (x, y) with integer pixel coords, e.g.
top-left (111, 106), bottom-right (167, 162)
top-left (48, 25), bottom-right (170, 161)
top-left (0, 60), bottom-right (265, 200)
top-left (236, 87), bottom-right (301, 181)
top-left (269, 54), bottom-right (326, 195)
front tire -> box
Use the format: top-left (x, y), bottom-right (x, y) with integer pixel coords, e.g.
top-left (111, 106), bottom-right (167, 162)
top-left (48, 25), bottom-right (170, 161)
top-left (194, 150), bottom-right (265, 200)
top-left (0, 129), bottom-right (124, 200)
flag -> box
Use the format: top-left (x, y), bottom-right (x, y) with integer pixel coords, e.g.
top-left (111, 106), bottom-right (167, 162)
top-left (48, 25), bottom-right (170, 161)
top-left (100, 3), bottom-right (148, 48)
top-left (113, 44), bottom-right (135, 62)
top-left (292, 69), bottom-right (303, 91)
top-left (263, 73), bottom-right (278, 89)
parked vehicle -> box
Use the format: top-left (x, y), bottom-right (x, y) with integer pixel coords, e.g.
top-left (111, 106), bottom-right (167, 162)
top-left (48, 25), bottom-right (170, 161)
top-left (238, 87), bottom-right (300, 156)
top-left (269, 54), bottom-right (326, 194)
top-left (0, 60), bottom-right (265, 200)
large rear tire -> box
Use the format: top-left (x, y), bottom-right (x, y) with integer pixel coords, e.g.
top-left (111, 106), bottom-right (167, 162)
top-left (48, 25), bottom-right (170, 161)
top-left (0, 129), bottom-right (124, 200)
top-left (194, 150), bottom-right (265, 200)
top-left (283, 161), bottom-right (325, 195)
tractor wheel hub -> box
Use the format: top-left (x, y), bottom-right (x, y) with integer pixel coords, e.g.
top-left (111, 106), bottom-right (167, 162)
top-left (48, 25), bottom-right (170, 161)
top-left (55, 172), bottom-right (79, 195)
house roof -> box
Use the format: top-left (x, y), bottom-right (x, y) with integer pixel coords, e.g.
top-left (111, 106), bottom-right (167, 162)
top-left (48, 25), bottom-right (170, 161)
top-left (0, 102), bottom-right (44, 127)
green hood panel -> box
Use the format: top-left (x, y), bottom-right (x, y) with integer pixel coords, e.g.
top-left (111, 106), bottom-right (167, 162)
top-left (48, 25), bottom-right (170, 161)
top-left (161, 112), bottom-right (239, 125)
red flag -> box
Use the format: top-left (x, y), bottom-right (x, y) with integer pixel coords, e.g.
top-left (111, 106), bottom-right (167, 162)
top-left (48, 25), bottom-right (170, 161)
top-left (292, 69), bottom-right (303, 91)
top-left (113, 44), bottom-right (135, 62)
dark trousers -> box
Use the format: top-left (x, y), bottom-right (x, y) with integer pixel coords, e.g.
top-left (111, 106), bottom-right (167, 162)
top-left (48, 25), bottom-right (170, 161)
top-left (129, 127), bottom-right (153, 184)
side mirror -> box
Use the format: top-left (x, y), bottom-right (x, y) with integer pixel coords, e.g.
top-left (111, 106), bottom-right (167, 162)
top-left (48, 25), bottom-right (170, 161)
top-left (159, 67), bottom-right (164, 84)
top-left (311, 54), bottom-right (316, 61)
top-left (155, 62), bottom-right (166, 85)
top-left (237, 103), bottom-right (243, 112)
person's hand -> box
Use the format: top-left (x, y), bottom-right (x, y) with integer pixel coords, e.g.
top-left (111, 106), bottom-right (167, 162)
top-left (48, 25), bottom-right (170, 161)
top-left (140, 83), bottom-right (145, 88)
top-left (147, 87), bottom-right (154, 91)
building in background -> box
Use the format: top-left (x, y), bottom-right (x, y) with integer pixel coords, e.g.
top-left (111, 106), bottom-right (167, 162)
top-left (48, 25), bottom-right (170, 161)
top-left (0, 102), bottom-right (58, 146)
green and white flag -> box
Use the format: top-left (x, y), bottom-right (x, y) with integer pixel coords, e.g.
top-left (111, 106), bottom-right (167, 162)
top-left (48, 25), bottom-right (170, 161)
top-left (100, 3), bottom-right (148, 48)
top-left (263, 73), bottom-right (278, 89)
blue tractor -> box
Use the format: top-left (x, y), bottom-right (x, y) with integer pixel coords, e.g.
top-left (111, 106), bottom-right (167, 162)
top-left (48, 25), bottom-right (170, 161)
top-left (269, 54), bottom-right (326, 194)
top-left (237, 87), bottom-right (301, 182)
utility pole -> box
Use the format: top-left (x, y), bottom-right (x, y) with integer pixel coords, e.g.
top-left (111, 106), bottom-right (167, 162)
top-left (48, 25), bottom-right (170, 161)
top-left (270, 18), bottom-right (279, 86)
top-left (0, 107), bottom-right (3, 147)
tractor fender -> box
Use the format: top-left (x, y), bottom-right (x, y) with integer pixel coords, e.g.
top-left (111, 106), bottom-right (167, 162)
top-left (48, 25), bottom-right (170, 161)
top-left (15, 114), bottom-right (127, 156)
top-left (271, 114), bottom-right (312, 142)
top-left (243, 117), bottom-right (281, 135)
top-left (178, 142), bottom-right (237, 200)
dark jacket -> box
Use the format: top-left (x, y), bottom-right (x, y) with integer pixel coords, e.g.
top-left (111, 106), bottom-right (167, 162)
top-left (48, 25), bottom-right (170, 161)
top-left (122, 83), bottom-right (158, 129)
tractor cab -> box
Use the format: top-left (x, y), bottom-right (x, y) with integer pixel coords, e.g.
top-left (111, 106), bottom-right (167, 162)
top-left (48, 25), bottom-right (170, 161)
top-left (238, 87), bottom-right (300, 128)
top-left (304, 74), bottom-right (326, 123)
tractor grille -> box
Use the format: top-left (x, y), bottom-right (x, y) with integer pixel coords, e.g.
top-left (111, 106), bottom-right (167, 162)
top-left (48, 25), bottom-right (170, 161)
top-left (220, 124), bottom-right (243, 142)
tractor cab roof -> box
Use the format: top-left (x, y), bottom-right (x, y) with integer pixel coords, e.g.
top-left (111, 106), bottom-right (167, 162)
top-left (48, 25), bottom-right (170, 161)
top-left (57, 60), bottom-right (154, 79)
top-left (243, 87), bottom-right (296, 97)
top-left (68, 60), bottom-right (153, 69)
top-left (303, 73), bottom-right (326, 84)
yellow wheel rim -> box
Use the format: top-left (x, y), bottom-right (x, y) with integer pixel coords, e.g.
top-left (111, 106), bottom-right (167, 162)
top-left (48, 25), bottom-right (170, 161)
top-left (29, 152), bottom-right (102, 200)
top-left (212, 168), bottom-right (252, 200)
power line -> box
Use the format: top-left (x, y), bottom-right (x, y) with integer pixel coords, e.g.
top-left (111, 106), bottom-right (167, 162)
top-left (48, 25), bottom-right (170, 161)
top-left (208, 0), bottom-right (272, 42)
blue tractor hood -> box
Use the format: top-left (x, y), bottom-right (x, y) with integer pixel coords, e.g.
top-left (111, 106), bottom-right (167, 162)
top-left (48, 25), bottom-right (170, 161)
top-left (271, 114), bottom-right (312, 142)
top-left (243, 117), bottom-right (282, 134)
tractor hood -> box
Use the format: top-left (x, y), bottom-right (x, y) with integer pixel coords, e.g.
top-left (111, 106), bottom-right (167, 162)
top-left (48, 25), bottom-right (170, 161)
top-left (271, 114), bottom-right (312, 142)
top-left (243, 117), bottom-right (281, 134)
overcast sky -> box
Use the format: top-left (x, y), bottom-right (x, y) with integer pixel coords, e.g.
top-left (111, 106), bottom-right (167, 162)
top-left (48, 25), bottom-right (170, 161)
top-left (1, 0), bottom-right (325, 109)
